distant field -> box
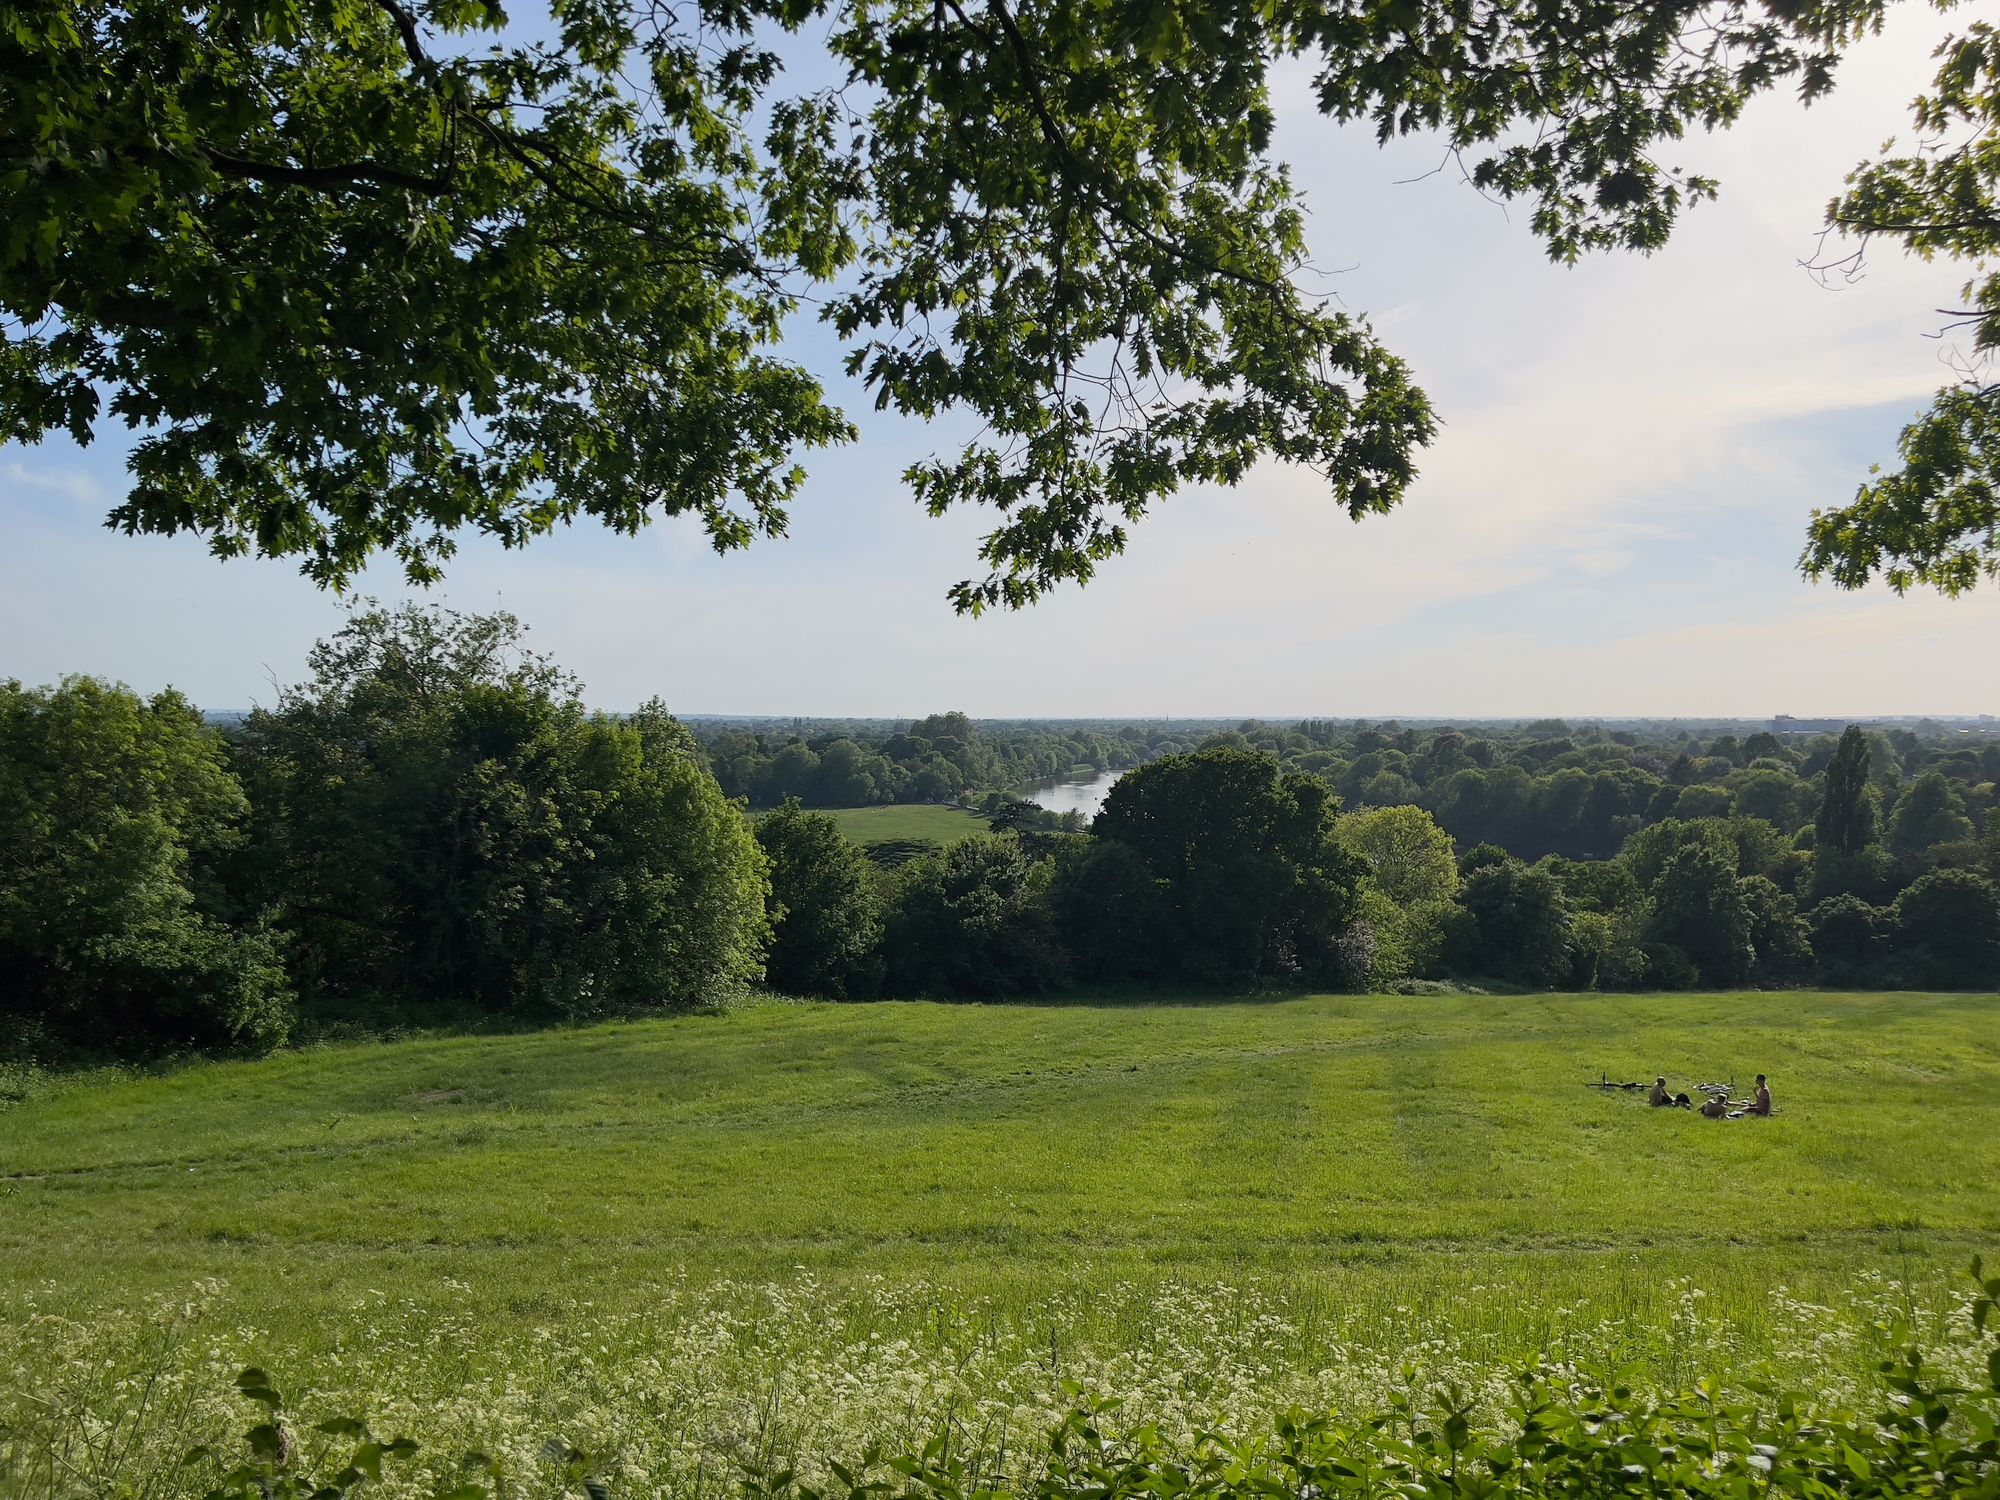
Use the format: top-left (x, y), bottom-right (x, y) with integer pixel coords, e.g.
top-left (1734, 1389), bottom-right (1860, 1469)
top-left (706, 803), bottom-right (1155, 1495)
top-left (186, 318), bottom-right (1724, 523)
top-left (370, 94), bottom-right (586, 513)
top-left (818, 802), bottom-right (992, 848)
top-left (4, 992), bottom-right (1996, 1496)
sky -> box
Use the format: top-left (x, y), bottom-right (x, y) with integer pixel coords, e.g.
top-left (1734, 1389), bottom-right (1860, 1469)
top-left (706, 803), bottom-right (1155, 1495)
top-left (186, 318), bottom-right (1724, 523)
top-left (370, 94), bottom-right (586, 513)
top-left (5, 7), bottom-right (1998, 718)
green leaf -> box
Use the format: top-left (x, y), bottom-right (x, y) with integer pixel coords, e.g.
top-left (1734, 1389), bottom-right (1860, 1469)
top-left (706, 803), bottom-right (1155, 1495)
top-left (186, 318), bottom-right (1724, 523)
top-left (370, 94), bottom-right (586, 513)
top-left (236, 1368), bottom-right (282, 1409)
top-left (247, 1424), bottom-right (285, 1460)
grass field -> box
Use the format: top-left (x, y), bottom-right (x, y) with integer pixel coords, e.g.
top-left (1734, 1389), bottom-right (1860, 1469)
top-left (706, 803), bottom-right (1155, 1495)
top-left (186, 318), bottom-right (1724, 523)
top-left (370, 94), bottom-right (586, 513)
top-left (817, 803), bottom-right (992, 849)
top-left (4, 992), bottom-right (1997, 1498)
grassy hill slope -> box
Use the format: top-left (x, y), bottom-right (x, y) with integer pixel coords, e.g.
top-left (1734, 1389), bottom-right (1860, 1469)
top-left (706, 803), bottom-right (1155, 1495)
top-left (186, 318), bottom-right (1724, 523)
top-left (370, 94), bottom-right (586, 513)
top-left (5, 992), bottom-right (1998, 1495)
top-left (4, 993), bottom-right (1995, 1322)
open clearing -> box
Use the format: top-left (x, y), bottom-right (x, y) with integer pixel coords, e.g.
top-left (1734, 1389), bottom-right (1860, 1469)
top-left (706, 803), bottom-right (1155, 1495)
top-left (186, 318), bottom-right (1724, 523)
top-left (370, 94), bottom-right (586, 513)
top-left (817, 803), bottom-right (993, 849)
top-left (3, 992), bottom-right (1995, 1331)
top-left (5, 992), bottom-right (1998, 1495)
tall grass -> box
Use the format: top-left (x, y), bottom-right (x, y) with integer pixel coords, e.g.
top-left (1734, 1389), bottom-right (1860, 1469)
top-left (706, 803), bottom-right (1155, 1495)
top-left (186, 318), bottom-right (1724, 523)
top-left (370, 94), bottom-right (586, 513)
top-left (4, 1269), bottom-right (1988, 1500)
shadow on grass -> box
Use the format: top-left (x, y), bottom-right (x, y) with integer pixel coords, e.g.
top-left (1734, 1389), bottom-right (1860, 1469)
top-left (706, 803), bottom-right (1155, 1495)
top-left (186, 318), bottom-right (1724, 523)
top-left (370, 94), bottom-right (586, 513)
top-left (787, 975), bottom-right (1536, 1010)
top-left (0, 991), bottom-right (738, 1083)
top-left (1, 974), bottom-right (1555, 1087)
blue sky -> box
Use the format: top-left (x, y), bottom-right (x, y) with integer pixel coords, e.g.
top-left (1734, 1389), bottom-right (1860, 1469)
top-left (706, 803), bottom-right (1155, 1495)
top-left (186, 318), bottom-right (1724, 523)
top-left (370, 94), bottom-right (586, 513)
top-left (5, 5), bottom-right (1997, 716)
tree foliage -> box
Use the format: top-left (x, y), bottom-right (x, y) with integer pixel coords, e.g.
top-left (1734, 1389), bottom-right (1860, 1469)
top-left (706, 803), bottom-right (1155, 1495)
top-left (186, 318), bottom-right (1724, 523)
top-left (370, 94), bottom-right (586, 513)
top-left (1740, 875), bottom-right (1813, 985)
top-left (2, 0), bottom-right (853, 586)
top-left (14, 678), bottom-right (2000, 1060)
top-left (1891, 867), bottom-right (2000, 987)
top-left (1094, 748), bottom-right (1365, 985)
top-left (1816, 726), bottom-right (1877, 857)
top-left (1333, 804), bottom-right (1459, 907)
top-left (1, 0), bottom-right (1443, 608)
top-left (1802, 22), bottom-right (2000, 597)
top-left (1619, 818), bottom-right (1740, 888)
top-left (1808, 891), bottom-right (1888, 982)
top-left (1447, 857), bottom-right (1572, 986)
top-left (701, 712), bottom-right (1148, 809)
top-left (1886, 769), bottom-right (1975, 856)
top-left (883, 834), bottom-right (1067, 996)
top-left (1646, 844), bottom-right (1754, 986)
top-left (6, 0), bottom-right (1952, 604)
top-left (0, 677), bottom-right (293, 1055)
top-left (236, 603), bottom-right (768, 1017)
top-left (1048, 836), bottom-right (1163, 982)
top-left (756, 800), bottom-right (882, 999)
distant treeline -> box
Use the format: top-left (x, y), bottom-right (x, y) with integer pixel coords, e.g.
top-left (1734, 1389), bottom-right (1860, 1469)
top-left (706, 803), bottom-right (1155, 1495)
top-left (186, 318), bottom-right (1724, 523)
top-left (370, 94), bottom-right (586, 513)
top-left (692, 716), bottom-right (1171, 807)
top-left (3, 607), bottom-right (1997, 1063)
top-left (760, 726), bottom-right (2000, 1003)
top-left (1244, 717), bottom-right (2000, 864)
top-left (692, 712), bottom-right (2000, 866)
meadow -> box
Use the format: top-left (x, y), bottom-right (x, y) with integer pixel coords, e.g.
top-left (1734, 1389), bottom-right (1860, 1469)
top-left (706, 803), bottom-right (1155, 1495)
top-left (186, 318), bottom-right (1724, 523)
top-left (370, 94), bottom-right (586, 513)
top-left (4, 992), bottom-right (1997, 1499)
top-left (817, 803), bottom-right (993, 853)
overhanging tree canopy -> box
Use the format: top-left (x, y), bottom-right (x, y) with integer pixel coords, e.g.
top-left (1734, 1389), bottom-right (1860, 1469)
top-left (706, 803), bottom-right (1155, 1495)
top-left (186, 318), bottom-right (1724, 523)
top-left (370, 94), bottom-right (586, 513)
top-left (9, 0), bottom-right (1981, 608)
top-left (1801, 20), bottom-right (2000, 598)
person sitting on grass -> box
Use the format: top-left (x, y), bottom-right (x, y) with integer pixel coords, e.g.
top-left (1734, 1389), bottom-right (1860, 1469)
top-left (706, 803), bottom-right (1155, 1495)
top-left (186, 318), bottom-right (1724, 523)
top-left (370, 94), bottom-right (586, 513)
top-left (1700, 1093), bottom-right (1729, 1119)
top-left (1751, 1075), bottom-right (1772, 1116)
top-left (1649, 1077), bottom-right (1672, 1107)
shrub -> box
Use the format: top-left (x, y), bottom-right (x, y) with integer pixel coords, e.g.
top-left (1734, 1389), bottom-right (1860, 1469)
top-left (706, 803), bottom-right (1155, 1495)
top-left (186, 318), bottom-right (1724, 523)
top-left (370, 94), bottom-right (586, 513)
top-left (0, 678), bottom-right (293, 1057)
top-left (883, 836), bottom-right (1068, 997)
top-left (1447, 859), bottom-right (1572, 986)
top-left (1890, 869), bottom-right (2000, 989)
top-left (757, 801), bottom-right (883, 999)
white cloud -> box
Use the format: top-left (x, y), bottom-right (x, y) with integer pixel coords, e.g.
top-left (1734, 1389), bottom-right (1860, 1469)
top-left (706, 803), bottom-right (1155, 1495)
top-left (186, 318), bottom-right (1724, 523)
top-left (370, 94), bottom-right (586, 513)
top-left (0, 5), bottom-right (1993, 716)
top-left (4, 461), bottom-right (103, 508)
top-left (1570, 550), bottom-right (1633, 580)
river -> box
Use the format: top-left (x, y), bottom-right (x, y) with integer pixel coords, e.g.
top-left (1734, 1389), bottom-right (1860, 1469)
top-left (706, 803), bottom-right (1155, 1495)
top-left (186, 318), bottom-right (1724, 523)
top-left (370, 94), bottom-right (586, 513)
top-left (1014, 766), bottom-right (1124, 821)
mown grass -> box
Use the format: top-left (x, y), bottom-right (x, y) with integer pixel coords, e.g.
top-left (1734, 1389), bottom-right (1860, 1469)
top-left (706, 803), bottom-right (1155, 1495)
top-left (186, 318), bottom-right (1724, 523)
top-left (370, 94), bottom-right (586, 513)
top-left (4, 993), bottom-right (1997, 1500)
top-left (816, 803), bottom-right (991, 849)
top-left (3, 992), bottom-right (1994, 1328)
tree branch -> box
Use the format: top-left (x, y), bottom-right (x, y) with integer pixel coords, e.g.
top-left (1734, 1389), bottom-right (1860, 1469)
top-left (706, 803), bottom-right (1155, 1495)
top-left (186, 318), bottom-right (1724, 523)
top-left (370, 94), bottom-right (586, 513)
top-left (937, 0), bottom-right (1309, 311)
top-left (202, 146), bottom-right (455, 196)
top-left (367, 0), bottom-right (435, 74)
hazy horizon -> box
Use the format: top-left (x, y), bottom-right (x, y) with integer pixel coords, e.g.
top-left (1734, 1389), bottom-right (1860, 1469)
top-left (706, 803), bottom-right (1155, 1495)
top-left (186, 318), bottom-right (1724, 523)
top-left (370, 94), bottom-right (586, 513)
top-left (190, 705), bottom-right (2000, 725)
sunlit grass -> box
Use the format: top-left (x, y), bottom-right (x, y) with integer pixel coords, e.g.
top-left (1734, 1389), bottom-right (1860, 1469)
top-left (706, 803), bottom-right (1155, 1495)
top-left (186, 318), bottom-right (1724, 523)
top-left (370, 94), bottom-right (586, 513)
top-left (2, 992), bottom-right (1995, 1499)
top-left (815, 804), bottom-right (992, 850)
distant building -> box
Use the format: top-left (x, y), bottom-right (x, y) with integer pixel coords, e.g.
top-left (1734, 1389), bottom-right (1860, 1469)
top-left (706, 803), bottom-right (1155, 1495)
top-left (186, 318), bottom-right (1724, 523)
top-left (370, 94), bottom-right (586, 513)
top-left (1769, 715), bottom-right (1849, 735)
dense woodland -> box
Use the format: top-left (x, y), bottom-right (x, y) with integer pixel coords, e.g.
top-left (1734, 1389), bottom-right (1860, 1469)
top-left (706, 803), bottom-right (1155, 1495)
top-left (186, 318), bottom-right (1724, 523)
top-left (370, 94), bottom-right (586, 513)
top-left (693, 716), bottom-right (1162, 809)
top-left (694, 713), bottom-right (2000, 858)
top-left (4, 606), bottom-right (1998, 1062)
